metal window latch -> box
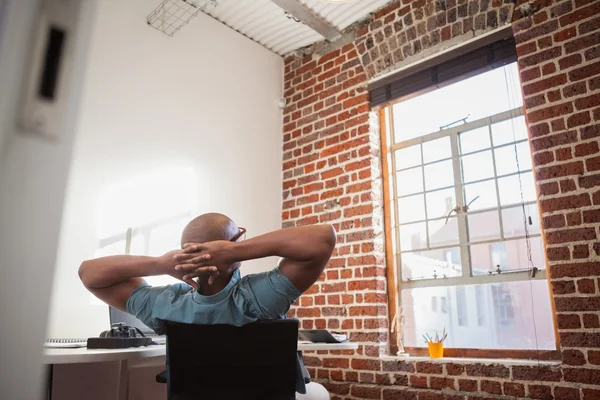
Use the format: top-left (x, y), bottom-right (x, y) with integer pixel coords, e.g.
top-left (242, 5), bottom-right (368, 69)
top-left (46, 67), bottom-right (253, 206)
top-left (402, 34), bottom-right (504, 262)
top-left (530, 267), bottom-right (538, 278)
top-left (440, 114), bottom-right (470, 130)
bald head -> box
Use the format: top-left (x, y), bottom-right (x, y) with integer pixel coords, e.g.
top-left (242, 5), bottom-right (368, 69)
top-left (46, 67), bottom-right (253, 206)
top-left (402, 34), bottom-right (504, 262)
top-left (181, 213), bottom-right (239, 246)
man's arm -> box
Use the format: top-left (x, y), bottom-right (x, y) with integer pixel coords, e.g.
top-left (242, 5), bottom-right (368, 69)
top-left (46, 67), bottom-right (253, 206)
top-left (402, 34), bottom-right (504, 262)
top-left (176, 224), bottom-right (336, 293)
top-left (78, 252), bottom-right (214, 311)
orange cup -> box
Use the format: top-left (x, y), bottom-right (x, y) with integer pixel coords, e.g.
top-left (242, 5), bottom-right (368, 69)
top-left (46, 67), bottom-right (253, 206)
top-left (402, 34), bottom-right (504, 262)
top-left (428, 342), bottom-right (444, 359)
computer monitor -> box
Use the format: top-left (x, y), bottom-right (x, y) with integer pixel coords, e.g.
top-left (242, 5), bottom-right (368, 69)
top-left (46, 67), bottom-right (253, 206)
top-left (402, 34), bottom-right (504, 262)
top-left (109, 307), bottom-right (153, 335)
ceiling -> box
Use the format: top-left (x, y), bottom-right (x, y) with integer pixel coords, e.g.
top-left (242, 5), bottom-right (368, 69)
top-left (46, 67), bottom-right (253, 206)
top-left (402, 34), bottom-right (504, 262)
top-left (201, 0), bottom-right (392, 56)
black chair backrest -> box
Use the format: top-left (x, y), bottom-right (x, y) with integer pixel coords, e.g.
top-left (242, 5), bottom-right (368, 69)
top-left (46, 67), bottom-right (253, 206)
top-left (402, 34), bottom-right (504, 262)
top-left (164, 319), bottom-right (299, 400)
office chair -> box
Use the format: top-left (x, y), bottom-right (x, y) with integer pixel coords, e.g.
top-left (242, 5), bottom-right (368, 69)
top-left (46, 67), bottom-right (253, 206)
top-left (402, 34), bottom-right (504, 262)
top-left (156, 319), bottom-right (300, 400)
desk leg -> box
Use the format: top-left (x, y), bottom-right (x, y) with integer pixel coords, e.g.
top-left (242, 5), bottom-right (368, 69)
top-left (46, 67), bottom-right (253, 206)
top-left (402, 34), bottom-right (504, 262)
top-left (116, 360), bottom-right (129, 400)
top-left (46, 365), bottom-right (53, 400)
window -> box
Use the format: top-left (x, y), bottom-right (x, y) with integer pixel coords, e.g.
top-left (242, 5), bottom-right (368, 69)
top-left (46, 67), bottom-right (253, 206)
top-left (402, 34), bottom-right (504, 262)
top-left (90, 166), bottom-right (199, 304)
top-left (383, 63), bottom-right (556, 353)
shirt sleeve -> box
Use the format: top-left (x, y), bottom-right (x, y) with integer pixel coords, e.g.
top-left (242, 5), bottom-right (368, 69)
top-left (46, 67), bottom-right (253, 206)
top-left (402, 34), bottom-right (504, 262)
top-left (125, 283), bottom-right (177, 333)
top-left (239, 267), bottom-right (303, 320)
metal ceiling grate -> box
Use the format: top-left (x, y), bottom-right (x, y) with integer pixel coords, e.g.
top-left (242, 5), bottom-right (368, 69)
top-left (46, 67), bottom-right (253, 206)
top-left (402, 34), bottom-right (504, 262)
top-left (147, 0), bottom-right (218, 37)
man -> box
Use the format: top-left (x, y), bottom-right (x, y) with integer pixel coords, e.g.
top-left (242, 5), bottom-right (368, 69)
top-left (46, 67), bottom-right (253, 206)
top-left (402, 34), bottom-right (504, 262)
top-left (78, 213), bottom-right (336, 336)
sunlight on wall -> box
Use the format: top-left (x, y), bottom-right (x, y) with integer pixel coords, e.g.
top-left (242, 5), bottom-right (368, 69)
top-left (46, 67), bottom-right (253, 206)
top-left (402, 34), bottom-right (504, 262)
top-left (90, 166), bottom-right (200, 304)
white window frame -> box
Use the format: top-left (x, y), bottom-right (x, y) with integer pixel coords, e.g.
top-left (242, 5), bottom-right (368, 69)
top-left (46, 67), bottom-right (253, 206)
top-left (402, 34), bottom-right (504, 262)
top-left (388, 106), bottom-right (547, 290)
top-left (98, 211), bottom-right (192, 256)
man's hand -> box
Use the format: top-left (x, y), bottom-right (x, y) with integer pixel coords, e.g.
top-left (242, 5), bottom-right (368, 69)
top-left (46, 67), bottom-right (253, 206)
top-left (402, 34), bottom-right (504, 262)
top-left (159, 249), bottom-right (218, 289)
top-left (173, 241), bottom-right (237, 282)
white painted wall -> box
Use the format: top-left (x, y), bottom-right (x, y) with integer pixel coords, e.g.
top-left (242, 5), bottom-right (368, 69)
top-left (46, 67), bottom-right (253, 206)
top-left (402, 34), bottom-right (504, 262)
top-left (0, 1), bottom-right (96, 399)
top-left (47, 0), bottom-right (283, 339)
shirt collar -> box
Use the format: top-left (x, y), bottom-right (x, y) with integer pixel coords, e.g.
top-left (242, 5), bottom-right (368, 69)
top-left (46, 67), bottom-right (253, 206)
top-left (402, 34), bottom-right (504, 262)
top-left (191, 269), bottom-right (240, 304)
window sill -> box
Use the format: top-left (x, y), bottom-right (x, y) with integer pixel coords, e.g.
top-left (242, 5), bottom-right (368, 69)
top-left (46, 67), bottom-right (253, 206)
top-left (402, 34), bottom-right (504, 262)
top-left (382, 354), bottom-right (561, 366)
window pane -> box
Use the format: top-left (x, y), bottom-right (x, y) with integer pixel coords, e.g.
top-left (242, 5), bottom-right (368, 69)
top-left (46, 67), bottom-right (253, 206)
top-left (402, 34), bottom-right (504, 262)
top-left (491, 116), bottom-right (528, 146)
top-left (424, 160), bottom-right (454, 190)
top-left (401, 247), bottom-right (463, 280)
top-left (129, 235), bottom-right (146, 255)
top-left (459, 126), bottom-right (490, 154)
top-left (468, 211), bottom-right (501, 243)
top-left (395, 145), bottom-right (422, 170)
top-left (392, 64), bottom-right (523, 142)
top-left (398, 194), bottom-right (426, 223)
top-left (461, 150), bottom-right (495, 183)
top-left (471, 237), bottom-right (546, 275)
top-left (402, 280), bottom-right (556, 350)
top-left (423, 137), bottom-right (451, 163)
top-left (426, 188), bottom-right (456, 220)
top-left (502, 204), bottom-right (541, 238)
top-left (463, 179), bottom-right (498, 211)
top-left (399, 222), bottom-right (427, 251)
top-left (429, 217), bottom-right (459, 247)
top-left (96, 240), bottom-right (126, 257)
top-left (494, 141), bottom-right (533, 176)
top-left (396, 167), bottom-right (424, 196)
top-left (498, 172), bottom-right (537, 206)
top-left (148, 219), bottom-right (188, 257)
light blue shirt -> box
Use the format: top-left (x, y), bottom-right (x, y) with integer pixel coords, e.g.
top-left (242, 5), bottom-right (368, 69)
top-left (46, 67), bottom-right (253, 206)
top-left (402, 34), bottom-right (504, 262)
top-left (126, 267), bottom-right (302, 334)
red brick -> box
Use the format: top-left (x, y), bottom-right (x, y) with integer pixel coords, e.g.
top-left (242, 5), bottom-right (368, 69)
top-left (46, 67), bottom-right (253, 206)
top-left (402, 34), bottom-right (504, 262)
top-left (583, 388), bottom-right (600, 400)
top-left (563, 349), bottom-right (586, 366)
top-left (556, 147), bottom-right (573, 161)
top-left (410, 375), bottom-right (428, 389)
top-left (521, 47), bottom-right (563, 70)
top-left (481, 380), bottom-right (502, 395)
top-left (515, 20), bottom-right (559, 44)
top-left (569, 61), bottom-right (600, 81)
top-left (416, 362), bottom-right (443, 374)
top-left (560, 178), bottom-right (578, 193)
top-left (430, 376), bottom-right (456, 390)
top-left (578, 278), bottom-right (596, 293)
top-left (383, 387), bottom-right (416, 400)
top-left (575, 93), bottom-right (600, 110)
top-left (529, 384), bottom-right (553, 400)
top-left (504, 382), bottom-right (525, 397)
top-left (552, 262), bottom-right (600, 278)
top-left (584, 313), bottom-right (600, 328)
top-left (560, 1), bottom-right (600, 26)
top-left (565, 31), bottom-right (600, 54)
top-left (351, 358), bottom-right (382, 371)
top-left (557, 313), bottom-right (581, 329)
top-left (548, 246), bottom-right (570, 260)
top-left (556, 296), bottom-right (600, 312)
top-left (564, 367), bottom-right (600, 384)
top-left (543, 214), bottom-right (566, 229)
top-left (466, 364), bottom-right (509, 378)
top-left (567, 110), bottom-right (591, 127)
top-left (576, 141), bottom-right (599, 157)
top-left (521, 66), bottom-right (542, 82)
top-left (512, 365), bottom-right (562, 382)
top-left (458, 379), bottom-right (478, 392)
top-left (523, 73), bottom-right (567, 96)
top-left (567, 210), bottom-right (583, 226)
top-left (536, 161), bottom-right (584, 181)
top-left (588, 156), bottom-right (600, 171)
top-left (553, 279), bottom-right (577, 295)
top-left (540, 193), bottom-right (590, 212)
top-left (547, 227), bottom-right (596, 244)
top-left (540, 181), bottom-right (560, 196)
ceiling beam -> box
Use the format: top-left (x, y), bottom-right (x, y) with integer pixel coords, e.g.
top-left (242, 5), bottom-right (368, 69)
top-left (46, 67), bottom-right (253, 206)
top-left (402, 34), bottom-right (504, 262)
top-left (269, 0), bottom-right (342, 42)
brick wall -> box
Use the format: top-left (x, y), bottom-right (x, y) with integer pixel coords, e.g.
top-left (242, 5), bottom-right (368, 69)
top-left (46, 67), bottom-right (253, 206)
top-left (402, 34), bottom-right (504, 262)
top-left (282, 0), bottom-right (600, 399)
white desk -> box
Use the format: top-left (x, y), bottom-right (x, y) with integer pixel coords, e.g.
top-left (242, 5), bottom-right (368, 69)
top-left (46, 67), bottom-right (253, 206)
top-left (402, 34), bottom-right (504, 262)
top-left (43, 342), bottom-right (358, 399)
top-left (43, 342), bottom-right (358, 364)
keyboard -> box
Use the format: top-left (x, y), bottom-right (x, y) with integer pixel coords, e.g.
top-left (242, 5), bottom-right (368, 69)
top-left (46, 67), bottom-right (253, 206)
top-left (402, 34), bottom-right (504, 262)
top-left (45, 338), bottom-right (87, 348)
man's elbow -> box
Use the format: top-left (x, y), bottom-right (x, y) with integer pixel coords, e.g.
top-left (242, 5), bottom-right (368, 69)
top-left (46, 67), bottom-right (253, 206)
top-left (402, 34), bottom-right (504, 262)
top-left (78, 260), bottom-right (94, 288)
top-left (318, 224), bottom-right (337, 254)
